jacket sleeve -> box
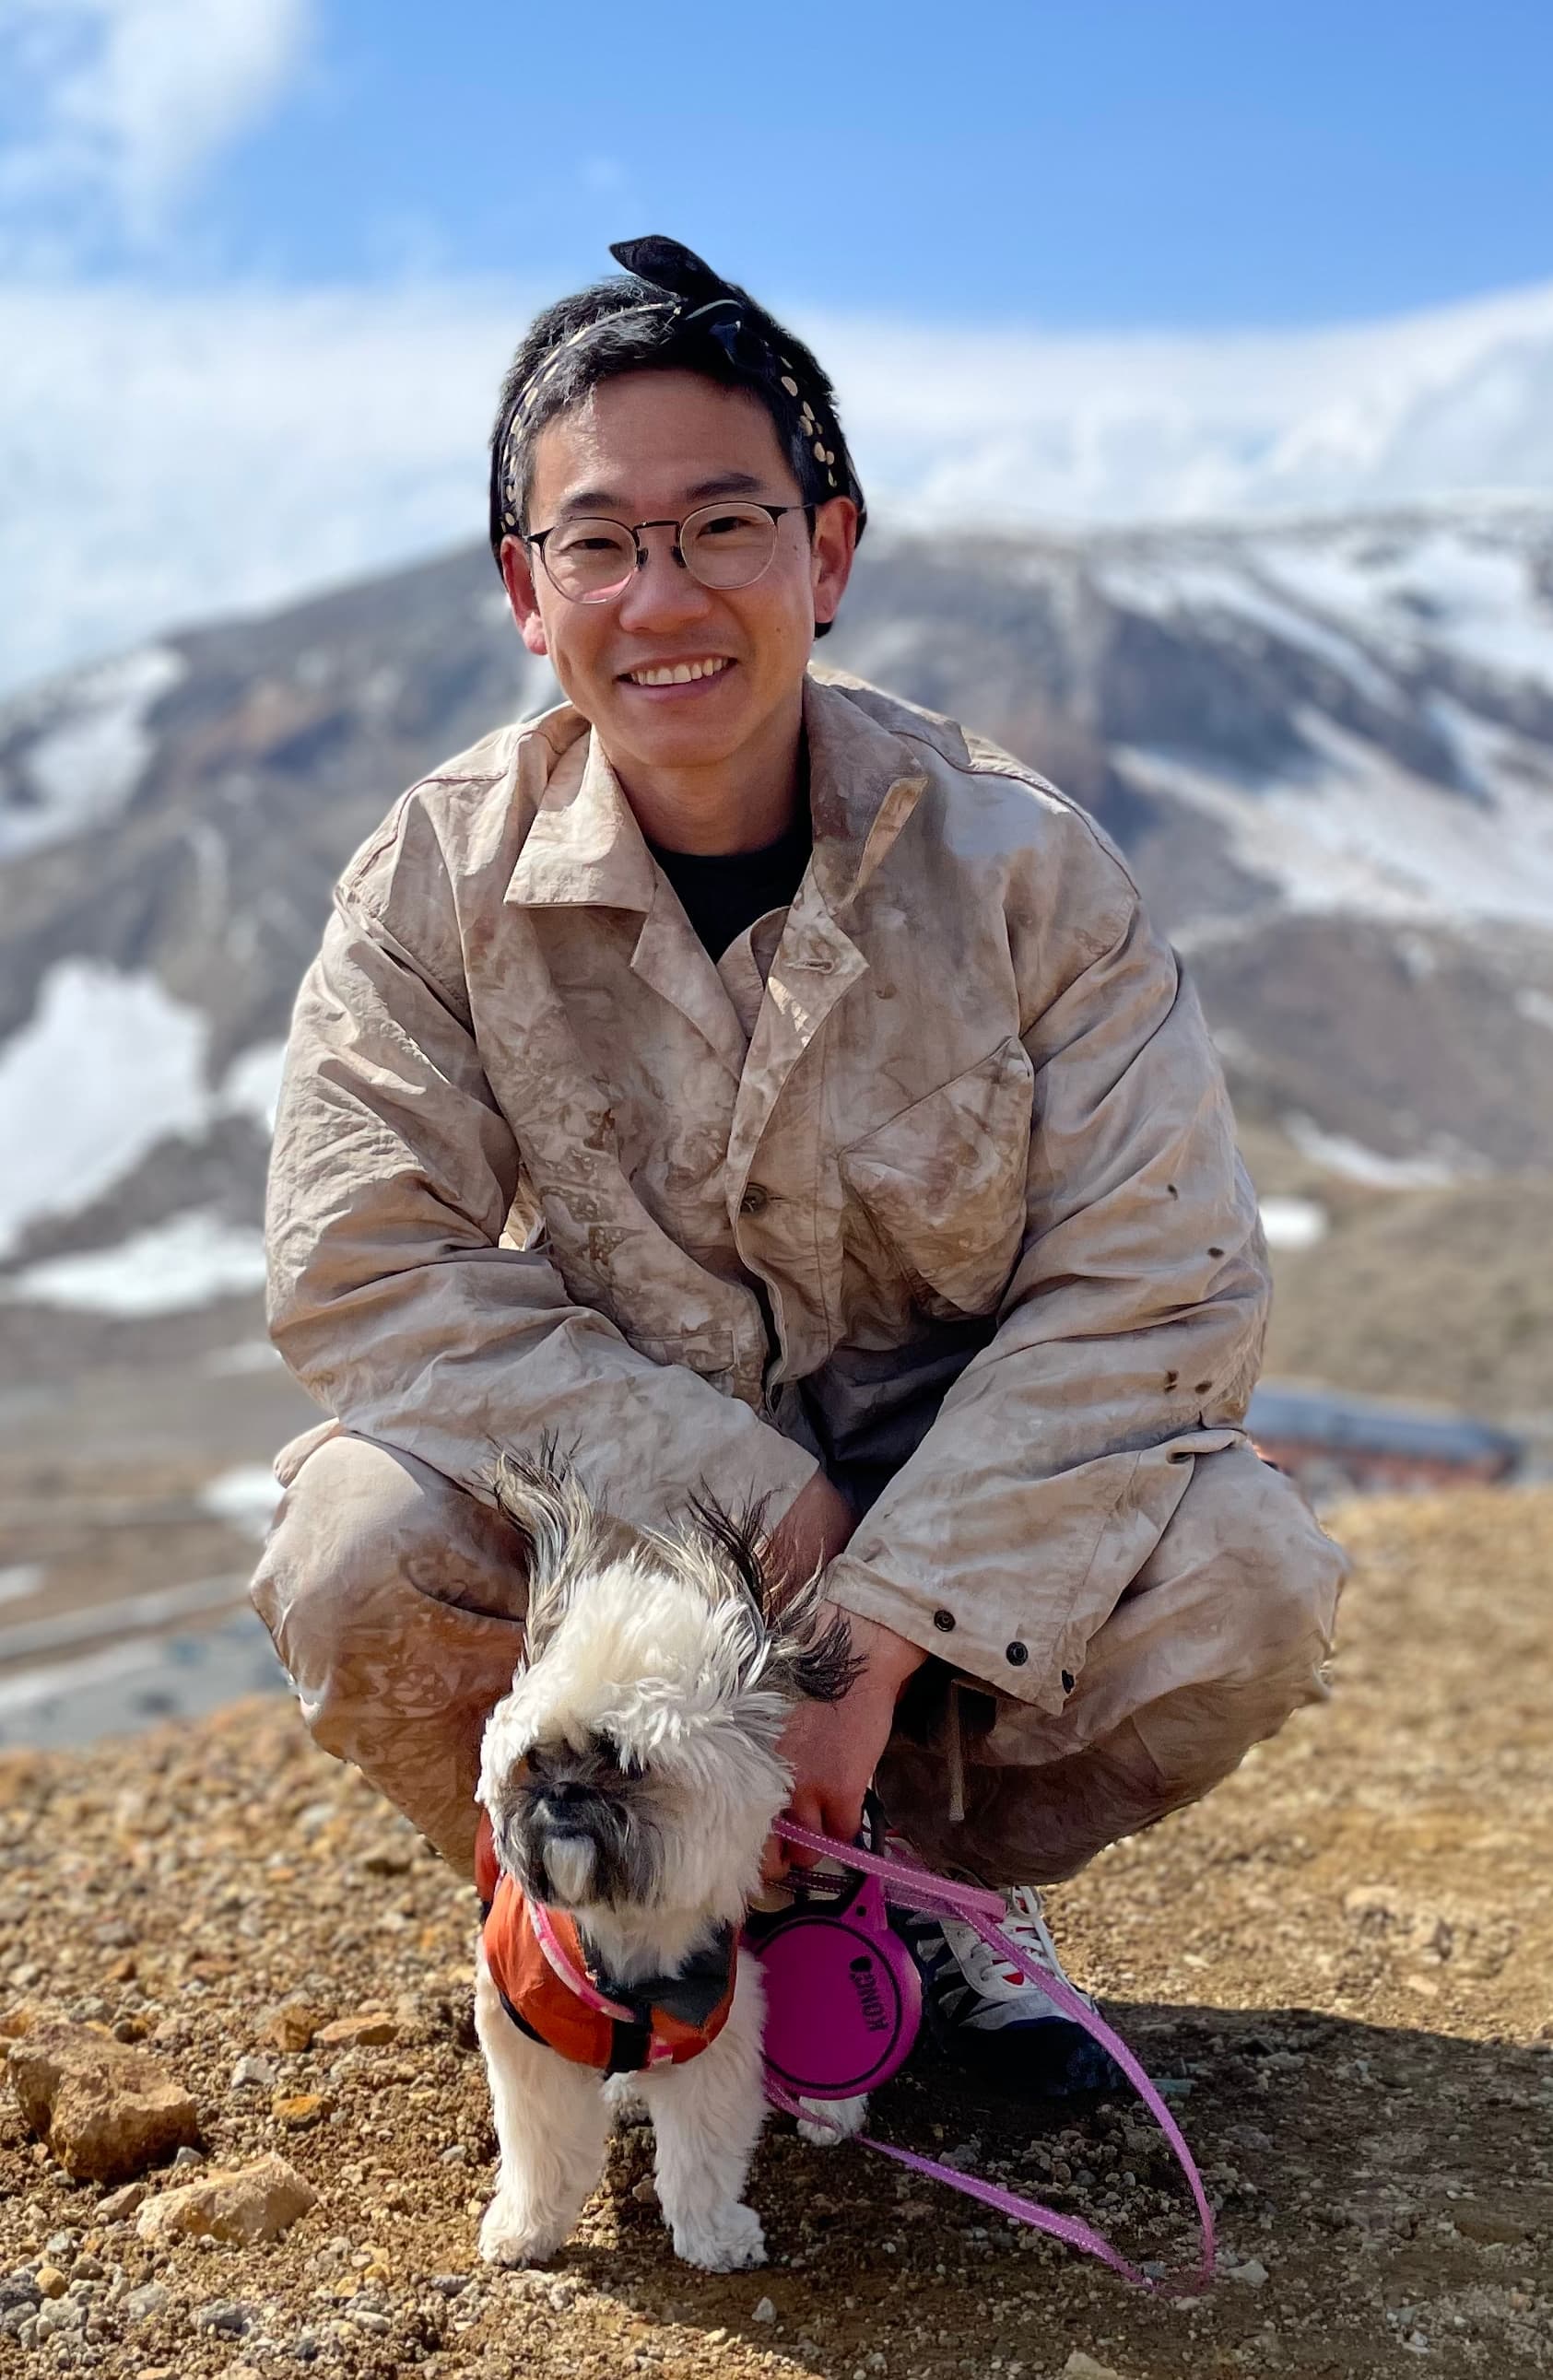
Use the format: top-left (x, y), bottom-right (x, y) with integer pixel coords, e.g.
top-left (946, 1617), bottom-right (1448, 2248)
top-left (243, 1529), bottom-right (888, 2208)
top-left (265, 851), bottom-right (818, 1530)
top-left (820, 862), bottom-right (1269, 1714)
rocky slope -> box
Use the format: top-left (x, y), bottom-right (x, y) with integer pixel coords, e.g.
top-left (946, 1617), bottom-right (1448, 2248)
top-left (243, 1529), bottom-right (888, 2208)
top-left (2, 1486), bottom-right (1550, 2378)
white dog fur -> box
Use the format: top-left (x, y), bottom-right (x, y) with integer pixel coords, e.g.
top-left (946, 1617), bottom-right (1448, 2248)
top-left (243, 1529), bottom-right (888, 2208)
top-left (473, 1451), bottom-right (867, 2272)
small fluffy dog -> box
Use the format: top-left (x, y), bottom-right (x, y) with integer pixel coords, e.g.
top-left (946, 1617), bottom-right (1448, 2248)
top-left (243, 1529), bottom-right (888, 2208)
top-left (473, 1450), bottom-right (863, 2272)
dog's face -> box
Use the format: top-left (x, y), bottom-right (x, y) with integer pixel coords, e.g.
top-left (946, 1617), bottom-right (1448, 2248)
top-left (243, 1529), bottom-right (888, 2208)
top-left (476, 1455), bottom-right (858, 1927)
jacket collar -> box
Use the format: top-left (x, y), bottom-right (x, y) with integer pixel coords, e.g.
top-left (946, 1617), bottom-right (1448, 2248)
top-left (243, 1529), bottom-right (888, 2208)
top-left (504, 669), bottom-right (928, 916)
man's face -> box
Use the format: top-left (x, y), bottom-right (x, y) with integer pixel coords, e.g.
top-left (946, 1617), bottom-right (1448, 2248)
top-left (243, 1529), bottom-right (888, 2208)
top-left (500, 370), bottom-right (856, 790)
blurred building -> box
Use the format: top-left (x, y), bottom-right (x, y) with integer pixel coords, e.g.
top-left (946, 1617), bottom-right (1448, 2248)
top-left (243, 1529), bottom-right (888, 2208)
top-left (1247, 1382), bottom-right (1524, 1501)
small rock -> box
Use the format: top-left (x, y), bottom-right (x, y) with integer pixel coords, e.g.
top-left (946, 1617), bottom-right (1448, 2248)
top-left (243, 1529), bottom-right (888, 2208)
top-left (194, 2299), bottom-right (253, 2336)
top-left (136, 2152), bottom-right (318, 2247)
top-left (752, 2295), bottom-right (777, 2323)
top-left (35, 2267), bottom-right (68, 2301)
top-left (230, 2055), bottom-right (278, 2091)
top-left (260, 2000), bottom-right (325, 2055)
top-left (313, 2011), bottom-right (397, 2048)
top-left (6, 2018), bottom-right (200, 2182)
top-left (359, 1838), bottom-right (414, 1875)
top-left (1228, 2257), bottom-right (1270, 2287)
top-left (429, 2274), bottom-right (469, 2297)
top-left (124, 2283), bottom-right (170, 2323)
top-left (273, 2093), bottom-right (328, 2129)
top-left (440, 2142), bottom-right (467, 2164)
top-left (94, 2180), bottom-right (147, 2223)
top-left (630, 2176), bottom-right (659, 2206)
top-left (1062, 2357), bottom-right (1128, 2380)
top-left (171, 2144), bottom-right (205, 2167)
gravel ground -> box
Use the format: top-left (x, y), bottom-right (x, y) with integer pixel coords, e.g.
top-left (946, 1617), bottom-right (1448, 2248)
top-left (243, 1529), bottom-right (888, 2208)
top-left (2, 1486), bottom-right (1550, 2380)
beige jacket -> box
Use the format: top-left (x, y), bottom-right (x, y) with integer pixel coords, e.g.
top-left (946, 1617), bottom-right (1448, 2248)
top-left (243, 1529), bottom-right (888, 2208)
top-left (267, 667), bottom-right (1268, 1715)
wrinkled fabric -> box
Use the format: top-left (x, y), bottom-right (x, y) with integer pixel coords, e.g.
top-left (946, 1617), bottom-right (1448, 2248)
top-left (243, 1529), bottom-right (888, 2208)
top-left (265, 665), bottom-right (1313, 1710)
top-left (252, 1426), bottom-right (1342, 1879)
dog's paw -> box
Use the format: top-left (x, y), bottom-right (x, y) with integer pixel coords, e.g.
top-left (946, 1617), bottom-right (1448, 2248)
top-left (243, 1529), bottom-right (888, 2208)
top-left (796, 2091), bottom-right (869, 2147)
top-left (477, 2192), bottom-right (569, 2268)
top-left (603, 2072), bottom-right (648, 2126)
top-left (670, 2198), bottom-right (767, 2273)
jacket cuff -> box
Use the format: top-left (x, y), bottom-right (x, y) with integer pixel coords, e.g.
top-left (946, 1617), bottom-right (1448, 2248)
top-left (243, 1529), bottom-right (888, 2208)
top-left (824, 1427), bottom-right (1244, 1711)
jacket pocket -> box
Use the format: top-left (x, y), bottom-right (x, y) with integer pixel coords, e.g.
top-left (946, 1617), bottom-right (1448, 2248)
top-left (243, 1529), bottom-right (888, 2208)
top-left (839, 1037), bottom-right (1035, 1317)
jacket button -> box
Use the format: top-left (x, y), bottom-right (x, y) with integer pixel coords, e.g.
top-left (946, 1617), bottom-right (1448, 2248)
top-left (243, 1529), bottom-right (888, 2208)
top-left (1061, 1670), bottom-right (1075, 1694)
top-left (933, 1609), bottom-right (956, 1632)
top-left (739, 1185), bottom-right (769, 1216)
top-left (1006, 1641), bottom-right (1029, 1667)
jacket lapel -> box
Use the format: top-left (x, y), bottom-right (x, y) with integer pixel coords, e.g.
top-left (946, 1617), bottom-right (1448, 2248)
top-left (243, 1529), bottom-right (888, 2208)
top-left (506, 720), bottom-right (749, 1082)
top-left (724, 674), bottom-right (928, 1209)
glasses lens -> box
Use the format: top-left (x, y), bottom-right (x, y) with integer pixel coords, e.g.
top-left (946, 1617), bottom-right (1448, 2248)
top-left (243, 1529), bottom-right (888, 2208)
top-left (544, 518), bottom-right (637, 602)
top-left (681, 502), bottom-right (779, 591)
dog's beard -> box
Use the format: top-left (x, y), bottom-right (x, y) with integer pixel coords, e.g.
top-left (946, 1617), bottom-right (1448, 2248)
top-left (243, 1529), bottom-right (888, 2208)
top-left (502, 1767), bottom-right (662, 1914)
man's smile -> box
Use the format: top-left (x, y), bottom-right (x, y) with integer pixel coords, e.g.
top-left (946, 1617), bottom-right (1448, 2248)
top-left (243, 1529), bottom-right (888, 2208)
top-left (618, 654), bottom-right (737, 691)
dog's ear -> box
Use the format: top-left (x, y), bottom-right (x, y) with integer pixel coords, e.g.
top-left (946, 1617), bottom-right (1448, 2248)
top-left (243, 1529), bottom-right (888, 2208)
top-left (688, 1491), bottom-right (864, 1706)
top-left (488, 1437), bottom-right (598, 1654)
top-left (770, 1581), bottom-right (865, 1706)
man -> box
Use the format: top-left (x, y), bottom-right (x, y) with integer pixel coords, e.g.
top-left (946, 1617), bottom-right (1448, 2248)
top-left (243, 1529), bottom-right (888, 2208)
top-left (253, 236), bottom-right (1345, 2092)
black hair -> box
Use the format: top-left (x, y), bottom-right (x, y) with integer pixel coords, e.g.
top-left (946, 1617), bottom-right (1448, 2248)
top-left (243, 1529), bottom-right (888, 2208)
top-left (488, 240), bottom-right (866, 639)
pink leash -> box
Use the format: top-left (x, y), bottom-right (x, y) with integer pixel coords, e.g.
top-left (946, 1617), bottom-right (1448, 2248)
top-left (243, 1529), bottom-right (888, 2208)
top-left (767, 1817), bottom-right (1217, 2293)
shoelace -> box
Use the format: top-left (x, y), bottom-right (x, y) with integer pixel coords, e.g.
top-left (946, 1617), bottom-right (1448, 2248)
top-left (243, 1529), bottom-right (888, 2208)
top-left (768, 1816), bottom-right (1217, 2294)
top-left (947, 1886), bottom-right (1090, 2001)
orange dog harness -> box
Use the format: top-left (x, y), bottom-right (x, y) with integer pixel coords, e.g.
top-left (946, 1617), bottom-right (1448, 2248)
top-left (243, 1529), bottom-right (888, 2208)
top-left (475, 1809), bottom-right (737, 2074)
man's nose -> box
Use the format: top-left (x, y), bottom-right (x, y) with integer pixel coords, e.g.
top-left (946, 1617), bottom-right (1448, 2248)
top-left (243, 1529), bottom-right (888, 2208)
top-left (613, 530), bottom-right (715, 631)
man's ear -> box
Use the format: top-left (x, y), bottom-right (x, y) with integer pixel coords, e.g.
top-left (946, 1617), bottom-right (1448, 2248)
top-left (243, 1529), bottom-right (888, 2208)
top-left (500, 534), bottom-right (550, 658)
top-left (810, 496), bottom-right (859, 630)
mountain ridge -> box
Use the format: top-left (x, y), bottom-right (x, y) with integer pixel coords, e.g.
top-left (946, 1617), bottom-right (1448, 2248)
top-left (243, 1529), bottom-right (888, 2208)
top-left (2, 503), bottom-right (1551, 1285)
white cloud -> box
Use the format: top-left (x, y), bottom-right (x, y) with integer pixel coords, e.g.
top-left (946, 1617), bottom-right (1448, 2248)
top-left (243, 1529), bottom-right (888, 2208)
top-left (4, 270), bottom-right (1553, 695)
top-left (0, 0), bottom-right (311, 253)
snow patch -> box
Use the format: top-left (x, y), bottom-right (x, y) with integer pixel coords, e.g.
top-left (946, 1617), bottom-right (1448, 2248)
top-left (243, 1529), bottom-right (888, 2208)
top-left (198, 1465), bottom-right (283, 1541)
top-left (218, 1039), bottom-right (288, 1132)
top-left (1284, 1114), bottom-right (1468, 1189)
top-left (1114, 708), bottom-right (1553, 929)
top-left (1259, 1196), bottom-right (1330, 1250)
top-left (2, 1210), bottom-right (266, 1314)
top-left (0, 1565), bottom-right (45, 1609)
top-left (1, 645), bottom-right (185, 859)
top-left (0, 962), bottom-right (209, 1258)
top-left (1254, 524), bottom-right (1553, 689)
top-left (1097, 557), bottom-right (1399, 708)
top-left (203, 1338), bottom-right (284, 1376)
top-left (0, 958), bottom-right (291, 1252)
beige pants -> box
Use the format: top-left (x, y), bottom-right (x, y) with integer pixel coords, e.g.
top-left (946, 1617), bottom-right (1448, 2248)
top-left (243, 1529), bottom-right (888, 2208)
top-left (250, 1427), bottom-right (1345, 1886)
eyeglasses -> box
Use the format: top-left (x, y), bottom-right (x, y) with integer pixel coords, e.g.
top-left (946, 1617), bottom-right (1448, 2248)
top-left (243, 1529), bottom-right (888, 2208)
top-left (524, 499), bottom-right (816, 604)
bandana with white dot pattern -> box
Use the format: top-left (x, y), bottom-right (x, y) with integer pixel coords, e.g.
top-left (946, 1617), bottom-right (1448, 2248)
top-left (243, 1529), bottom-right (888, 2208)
top-left (493, 235), bottom-right (858, 540)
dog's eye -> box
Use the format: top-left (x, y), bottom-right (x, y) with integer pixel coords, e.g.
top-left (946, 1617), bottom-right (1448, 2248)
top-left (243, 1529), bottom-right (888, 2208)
top-left (596, 1733), bottom-right (642, 1782)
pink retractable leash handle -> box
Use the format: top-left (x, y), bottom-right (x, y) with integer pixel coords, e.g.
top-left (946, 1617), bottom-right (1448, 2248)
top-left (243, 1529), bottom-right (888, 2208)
top-left (761, 1816), bottom-right (1217, 2293)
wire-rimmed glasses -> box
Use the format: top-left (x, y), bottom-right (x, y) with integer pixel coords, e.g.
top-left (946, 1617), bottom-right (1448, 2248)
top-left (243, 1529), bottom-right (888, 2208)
top-left (524, 500), bottom-right (816, 604)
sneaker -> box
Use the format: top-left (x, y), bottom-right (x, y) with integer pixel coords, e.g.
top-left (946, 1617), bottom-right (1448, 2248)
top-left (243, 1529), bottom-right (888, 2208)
top-left (891, 1873), bottom-right (1124, 2098)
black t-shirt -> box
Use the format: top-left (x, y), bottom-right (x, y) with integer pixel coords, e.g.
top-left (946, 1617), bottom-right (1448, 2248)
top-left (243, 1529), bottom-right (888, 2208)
top-left (648, 804), bottom-right (814, 963)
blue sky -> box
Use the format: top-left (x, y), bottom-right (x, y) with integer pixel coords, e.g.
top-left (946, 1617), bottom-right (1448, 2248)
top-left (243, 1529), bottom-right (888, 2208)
top-left (3, 0), bottom-right (1552, 691)
top-left (8, 0), bottom-right (1553, 324)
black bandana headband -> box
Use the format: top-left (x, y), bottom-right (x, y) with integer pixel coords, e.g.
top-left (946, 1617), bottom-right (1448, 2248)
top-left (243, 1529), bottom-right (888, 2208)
top-left (493, 234), bottom-right (859, 540)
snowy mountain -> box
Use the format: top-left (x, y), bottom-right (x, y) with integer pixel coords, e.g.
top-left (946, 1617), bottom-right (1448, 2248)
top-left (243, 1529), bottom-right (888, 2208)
top-left (9, 273), bottom-right (1553, 698)
top-left (2, 504), bottom-right (1551, 1318)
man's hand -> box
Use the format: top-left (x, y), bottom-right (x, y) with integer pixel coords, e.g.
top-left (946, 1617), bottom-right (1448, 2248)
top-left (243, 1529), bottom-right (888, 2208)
top-left (763, 1602), bottom-right (926, 1884)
